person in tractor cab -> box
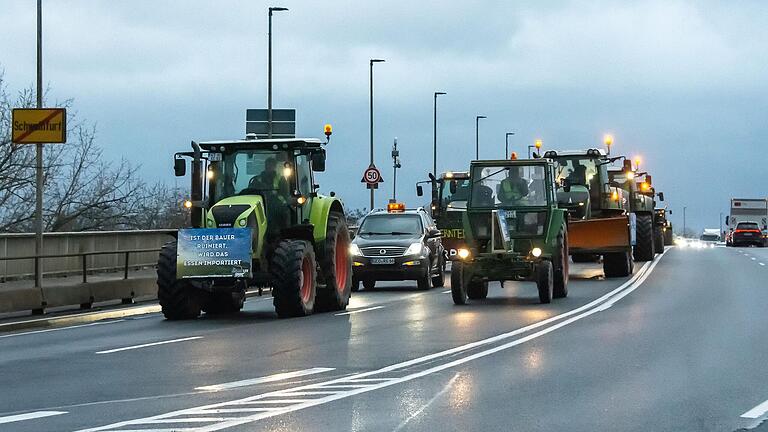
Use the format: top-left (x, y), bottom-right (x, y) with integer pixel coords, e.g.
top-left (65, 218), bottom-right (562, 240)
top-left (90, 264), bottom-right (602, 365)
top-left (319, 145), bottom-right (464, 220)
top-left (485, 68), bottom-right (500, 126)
top-left (254, 156), bottom-right (291, 231)
top-left (567, 161), bottom-right (588, 186)
top-left (497, 167), bottom-right (529, 205)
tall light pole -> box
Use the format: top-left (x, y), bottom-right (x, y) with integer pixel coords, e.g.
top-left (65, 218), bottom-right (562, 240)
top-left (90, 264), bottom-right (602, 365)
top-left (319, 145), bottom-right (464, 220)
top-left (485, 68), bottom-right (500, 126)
top-left (719, 212), bottom-right (724, 236)
top-left (505, 132), bottom-right (514, 158)
top-left (433, 91), bottom-right (446, 193)
top-left (369, 58), bottom-right (385, 210)
top-left (267, 6), bottom-right (288, 138)
top-left (34, 0), bottom-right (44, 291)
top-left (475, 115), bottom-right (486, 160)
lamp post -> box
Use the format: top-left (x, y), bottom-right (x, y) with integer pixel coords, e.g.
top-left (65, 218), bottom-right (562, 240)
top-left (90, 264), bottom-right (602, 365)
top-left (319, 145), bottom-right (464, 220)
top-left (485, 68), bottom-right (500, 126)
top-left (475, 115), bottom-right (486, 159)
top-left (267, 6), bottom-right (288, 138)
top-left (505, 132), bottom-right (514, 158)
top-left (433, 91), bottom-right (446, 183)
top-left (369, 58), bottom-right (385, 210)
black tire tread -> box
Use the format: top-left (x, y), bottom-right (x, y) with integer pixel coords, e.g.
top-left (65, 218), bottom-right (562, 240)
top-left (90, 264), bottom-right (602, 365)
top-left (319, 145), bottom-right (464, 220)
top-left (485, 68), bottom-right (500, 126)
top-left (634, 214), bottom-right (655, 261)
top-left (157, 241), bottom-right (203, 320)
top-left (271, 240), bottom-right (316, 318)
top-left (315, 214), bottom-right (352, 312)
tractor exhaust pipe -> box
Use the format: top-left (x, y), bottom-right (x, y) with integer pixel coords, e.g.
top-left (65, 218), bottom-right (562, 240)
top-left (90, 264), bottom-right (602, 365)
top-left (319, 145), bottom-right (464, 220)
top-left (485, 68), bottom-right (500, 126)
top-left (190, 141), bottom-right (204, 227)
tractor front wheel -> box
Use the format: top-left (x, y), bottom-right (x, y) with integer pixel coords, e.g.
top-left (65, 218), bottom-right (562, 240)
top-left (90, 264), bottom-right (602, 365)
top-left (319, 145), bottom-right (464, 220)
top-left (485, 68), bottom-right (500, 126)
top-left (157, 241), bottom-right (204, 320)
top-left (536, 260), bottom-right (554, 304)
top-left (316, 215), bottom-right (353, 312)
top-left (654, 226), bottom-right (665, 254)
top-left (553, 229), bottom-right (569, 299)
top-left (451, 262), bottom-right (469, 305)
top-left (634, 214), bottom-right (655, 261)
top-left (272, 240), bottom-right (317, 318)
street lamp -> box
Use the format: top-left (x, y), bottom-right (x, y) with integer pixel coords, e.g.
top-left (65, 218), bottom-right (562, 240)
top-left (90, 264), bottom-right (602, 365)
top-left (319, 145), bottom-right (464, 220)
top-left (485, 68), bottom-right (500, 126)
top-left (505, 132), bottom-right (515, 159)
top-left (433, 91), bottom-right (446, 182)
top-left (267, 6), bottom-right (288, 139)
top-left (475, 115), bottom-right (486, 159)
top-left (369, 58), bottom-right (385, 210)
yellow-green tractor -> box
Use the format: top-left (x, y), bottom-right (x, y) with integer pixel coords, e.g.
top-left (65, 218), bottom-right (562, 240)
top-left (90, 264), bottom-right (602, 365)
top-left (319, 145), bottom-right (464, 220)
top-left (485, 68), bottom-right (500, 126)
top-left (158, 133), bottom-right (352, 319)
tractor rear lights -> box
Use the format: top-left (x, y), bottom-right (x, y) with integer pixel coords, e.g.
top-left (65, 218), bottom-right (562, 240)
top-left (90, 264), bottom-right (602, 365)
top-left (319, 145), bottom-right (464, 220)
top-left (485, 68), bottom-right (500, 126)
top-left (387, 202), bottom-right (406, 213)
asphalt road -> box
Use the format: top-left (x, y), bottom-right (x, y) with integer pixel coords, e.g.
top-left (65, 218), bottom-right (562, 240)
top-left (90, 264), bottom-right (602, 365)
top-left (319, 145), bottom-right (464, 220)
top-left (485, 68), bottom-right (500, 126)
top-left (1, 246), bottom-right (767, 431)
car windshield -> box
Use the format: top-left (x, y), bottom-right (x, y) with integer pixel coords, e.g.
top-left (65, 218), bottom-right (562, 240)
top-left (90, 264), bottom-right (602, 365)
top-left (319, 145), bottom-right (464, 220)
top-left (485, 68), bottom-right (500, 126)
top-left (211, 150), bottom-right (290, 201)
top-left (358, 214), bottom-right (423, 236)
top-left (470, 165), bottom-right (548, 208)
top-left (737, 222), bottom-right (760, 230)
top-left (441, 178), bottom-right (470, 209)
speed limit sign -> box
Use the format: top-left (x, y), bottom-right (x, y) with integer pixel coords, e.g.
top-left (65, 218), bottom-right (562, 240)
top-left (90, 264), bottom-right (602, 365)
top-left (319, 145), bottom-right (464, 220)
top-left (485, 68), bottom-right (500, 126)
top-left (361, 165), bottom-right (383, 188)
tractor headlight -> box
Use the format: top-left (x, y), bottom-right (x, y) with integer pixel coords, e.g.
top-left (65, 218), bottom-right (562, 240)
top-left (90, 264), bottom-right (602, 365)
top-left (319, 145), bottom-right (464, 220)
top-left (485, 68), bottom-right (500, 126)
top-left (405, 243), bottom-right (424, 256)
top-left (531, 247), bottom-right (542, 257)
top-left (349, 244), bottom-right (363, 256)
top-left (457, 248), bottom-right (471, 259)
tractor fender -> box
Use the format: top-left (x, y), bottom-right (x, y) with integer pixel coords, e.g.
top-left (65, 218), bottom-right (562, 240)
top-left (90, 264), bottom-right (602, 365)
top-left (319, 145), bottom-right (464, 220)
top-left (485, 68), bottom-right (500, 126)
top-left (309, 195), bottom-right (346, 246)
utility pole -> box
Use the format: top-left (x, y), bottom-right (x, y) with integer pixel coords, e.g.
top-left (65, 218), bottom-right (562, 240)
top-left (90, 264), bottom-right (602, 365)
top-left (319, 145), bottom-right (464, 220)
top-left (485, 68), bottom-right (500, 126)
top-left (391, 138), bottom-right (400, 202)
top-left (35, 0), bottom-right (44, 291)
top-left (267, 7), bottom-right (288, 138)
top-left (369, 58), bottom-right (385, 210)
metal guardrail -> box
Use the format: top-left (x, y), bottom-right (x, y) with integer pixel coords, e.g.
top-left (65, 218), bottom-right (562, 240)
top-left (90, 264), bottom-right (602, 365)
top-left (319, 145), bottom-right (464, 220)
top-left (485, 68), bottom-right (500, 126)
top-left (0, 248), bottom-right (162, 284)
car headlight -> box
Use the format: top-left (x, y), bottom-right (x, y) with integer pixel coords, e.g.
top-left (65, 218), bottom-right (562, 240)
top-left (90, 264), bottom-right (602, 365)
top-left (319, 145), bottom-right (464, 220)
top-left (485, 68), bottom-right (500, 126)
top-left (405, 242), bottom-right (424, 256)
top-left (349, 244), bottom-right (363, 256)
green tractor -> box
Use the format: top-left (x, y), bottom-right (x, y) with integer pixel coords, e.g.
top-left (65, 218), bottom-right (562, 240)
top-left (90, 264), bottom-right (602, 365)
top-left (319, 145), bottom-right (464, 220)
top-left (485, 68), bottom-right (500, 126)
top-left (543, 148), bottom-right (635, 277)
top-left (655, 207), bottom-right (674, 246)
top-left (451, 158), bottom-right (569, 305)
top-left (608, 167), bottom-right (663, 261)
top-left (157, 132), bottom-right (352, 319)
top-left (416, 171), bottom-right (470, 260)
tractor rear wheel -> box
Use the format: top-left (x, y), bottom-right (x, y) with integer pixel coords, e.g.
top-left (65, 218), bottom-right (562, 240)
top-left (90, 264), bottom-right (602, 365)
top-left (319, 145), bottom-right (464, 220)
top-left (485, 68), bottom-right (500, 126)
top-left (603, 251), bottom-right (632, 277)
top-left (536, 260), bottom-right (554, 304)
top-left (634, 214), bottom-right (655, 261)
top-left (654, 226), bottom-right (665, 254)
top-left (272, 240), bottom-right (317, 318)
top-left (553, 229), bottom-right (569, 299)
top-left (451, 262), bottom-right (469, 305)
top-left (467, 279), bottom-right (488, 299)
top-left (157, 241), bottom-right (204, 320)
top-left (315, 215), bottom-right (353, 312)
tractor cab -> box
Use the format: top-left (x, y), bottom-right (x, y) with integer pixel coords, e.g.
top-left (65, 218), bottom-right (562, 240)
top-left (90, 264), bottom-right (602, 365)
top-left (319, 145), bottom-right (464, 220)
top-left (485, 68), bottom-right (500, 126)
top-left (416, 170), bottom-right (470, 260)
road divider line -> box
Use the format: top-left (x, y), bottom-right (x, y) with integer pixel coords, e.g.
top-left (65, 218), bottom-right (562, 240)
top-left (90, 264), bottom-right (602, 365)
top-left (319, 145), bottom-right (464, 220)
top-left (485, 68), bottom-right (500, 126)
top-left (741, 399), bottom-right (768, 419)
top-left (196, 368), bottom-right (335, 392)
top-left (334, 306), bottom-right (384, 316)
top-left (76, 253), bottom-right (667, 432)
top-left (0, 411), bottom-right (67, 425)
top-left (759, 263), bottom-right (765, 266)
top-left (95, 336), bottom-right (202, 354)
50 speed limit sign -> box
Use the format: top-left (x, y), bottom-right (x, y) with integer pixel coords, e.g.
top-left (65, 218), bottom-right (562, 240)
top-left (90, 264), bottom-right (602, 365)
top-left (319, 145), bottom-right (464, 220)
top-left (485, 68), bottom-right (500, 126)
top-left (361, 165), bottom-right (383, 188)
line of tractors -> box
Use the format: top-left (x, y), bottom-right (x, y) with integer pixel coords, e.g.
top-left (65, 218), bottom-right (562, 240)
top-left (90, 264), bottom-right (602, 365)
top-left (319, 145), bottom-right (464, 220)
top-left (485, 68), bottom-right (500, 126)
top-left (158, 128), bottom-right (672, 319)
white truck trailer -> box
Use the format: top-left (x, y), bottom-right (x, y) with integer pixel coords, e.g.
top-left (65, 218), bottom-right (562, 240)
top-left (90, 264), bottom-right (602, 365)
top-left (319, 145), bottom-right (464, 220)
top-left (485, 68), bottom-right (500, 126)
top-left (725, 198), bottom-right (768, 246)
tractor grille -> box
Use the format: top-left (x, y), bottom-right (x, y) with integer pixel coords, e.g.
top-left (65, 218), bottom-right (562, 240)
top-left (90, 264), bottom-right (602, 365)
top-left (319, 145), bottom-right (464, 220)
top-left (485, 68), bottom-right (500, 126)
top-left (361, 246), bottom-right (407, 257)
top-left (211, 205), bottom-right (250, 228)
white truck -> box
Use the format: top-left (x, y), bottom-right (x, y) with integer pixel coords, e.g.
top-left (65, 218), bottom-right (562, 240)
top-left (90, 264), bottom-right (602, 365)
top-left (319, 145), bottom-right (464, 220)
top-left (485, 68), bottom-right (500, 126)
top-left (725, 198), bottom-right (768, 246)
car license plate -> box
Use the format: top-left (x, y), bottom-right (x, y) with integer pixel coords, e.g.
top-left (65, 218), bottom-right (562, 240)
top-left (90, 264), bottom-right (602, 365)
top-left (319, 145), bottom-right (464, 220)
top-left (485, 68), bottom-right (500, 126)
top-left (744, 233), bottom-right (753, 236)
top-left (371, 258), bottom-right (395, 265)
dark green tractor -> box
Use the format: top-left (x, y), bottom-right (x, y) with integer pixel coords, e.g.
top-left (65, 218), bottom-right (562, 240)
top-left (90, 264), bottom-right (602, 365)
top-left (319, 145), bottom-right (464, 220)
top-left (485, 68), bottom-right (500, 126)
top-left (158, 134), bottom-right (352, 319)
top-left (416, 171), bottom-right (470, 261)
top-left (608, 166), bottom-right (664, 261)
top-left (451, 159), bottom-right (569, 305)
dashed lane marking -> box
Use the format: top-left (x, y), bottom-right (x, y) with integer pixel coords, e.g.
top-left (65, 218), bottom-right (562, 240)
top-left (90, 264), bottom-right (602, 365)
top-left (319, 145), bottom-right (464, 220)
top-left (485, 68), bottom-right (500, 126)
top-left (0, 411), bottom-right (67, 425)
top-left (95, 336), bottom-right (202, 354)
top-left (334, 306), bottom-right (384, 316)
top-left (741, 398), bottom-right (768, 419)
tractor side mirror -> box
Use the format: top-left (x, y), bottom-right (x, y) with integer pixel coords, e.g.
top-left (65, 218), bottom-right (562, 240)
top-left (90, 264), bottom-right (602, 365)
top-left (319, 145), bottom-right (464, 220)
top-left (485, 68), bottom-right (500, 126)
top-left (311, 149), bottom-right (326, 172)
top-left (645, 175), bottom-right (653, 185)
top-left (449, 180), bottom-right (457, 194)
top-left (657, 192), bottom-right (664, 201)
top-left (174, 158), bottom-right (186, 177)
top-left (416, 185), bottom-right (424, 197)
top-left (428, 172), bottom-right (437, 182)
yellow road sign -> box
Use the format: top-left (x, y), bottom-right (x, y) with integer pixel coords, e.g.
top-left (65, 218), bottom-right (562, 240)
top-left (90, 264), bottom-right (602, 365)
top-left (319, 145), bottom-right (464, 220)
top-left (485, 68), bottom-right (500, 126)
top-left (12, 108), bottom-right (67, 144)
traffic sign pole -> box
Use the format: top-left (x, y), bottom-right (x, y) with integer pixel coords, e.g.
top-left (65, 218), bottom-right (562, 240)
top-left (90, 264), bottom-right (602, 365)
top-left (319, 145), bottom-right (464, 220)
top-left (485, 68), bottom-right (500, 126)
top-left (35, 0), bottom-right (43, 292)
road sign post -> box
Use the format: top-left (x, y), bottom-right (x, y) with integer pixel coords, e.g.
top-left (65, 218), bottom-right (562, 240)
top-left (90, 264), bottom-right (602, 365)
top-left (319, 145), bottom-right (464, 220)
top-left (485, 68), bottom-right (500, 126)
top-left (12, 108), bottom-right (67, 144)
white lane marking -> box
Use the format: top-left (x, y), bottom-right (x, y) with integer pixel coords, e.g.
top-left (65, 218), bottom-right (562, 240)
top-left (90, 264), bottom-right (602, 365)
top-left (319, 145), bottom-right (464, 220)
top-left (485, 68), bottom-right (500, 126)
top-left (760, 263), bottom-right (765, 266)
top-left (0, 320), bottom-right (125, 339)
top-left (334, 306), bottom-right (384, 316)
top-left (441, 290), bottom-right (451, 294)
top-left (392, 373), bottom-right (460, 432)
top-left (78, 253), bottom-right (667, 432)
top-left (751, 257), bottom-right (757, 261)
top-left (741, 399), bottom-right (768, 418)
top-left (95, 336), bottom-right (202, 354)
top-left (196, 368), bottom-right (335, 391)
top-left (0, 411), bottom-right (67, 424)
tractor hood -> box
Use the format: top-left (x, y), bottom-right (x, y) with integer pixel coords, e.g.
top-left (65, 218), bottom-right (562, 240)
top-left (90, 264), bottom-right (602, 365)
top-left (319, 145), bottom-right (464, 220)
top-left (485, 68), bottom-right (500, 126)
top-left (207, 195), bottom-right (265, 229)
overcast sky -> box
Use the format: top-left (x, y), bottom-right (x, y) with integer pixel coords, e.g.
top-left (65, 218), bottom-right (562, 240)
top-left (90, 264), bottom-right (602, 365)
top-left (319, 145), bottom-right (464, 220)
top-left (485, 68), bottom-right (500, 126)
top-left (3, 0), bottom-right (767, 232)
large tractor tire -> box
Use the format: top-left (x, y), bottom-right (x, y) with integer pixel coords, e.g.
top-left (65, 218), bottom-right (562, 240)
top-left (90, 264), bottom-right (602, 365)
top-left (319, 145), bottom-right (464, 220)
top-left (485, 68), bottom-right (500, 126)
top-left (664, 229), bottom-right (674, 246)
top-left (467, 279), bottom-right (489, 299)
top-left (603, 251), bottom-right (633, 278)
top-left (315, 214), bottom-right (353, 312)
top-left (571, 253), bottom-right (599, 263)
top-left (157, 241), bottom-right (204, 320)
top-left (553, 228), bottom-right (569, 299)
top-left (451, 261), bottom-right (469, 305)
top-left (654, 226), bottom-right (665, 254)
top-left (272, 240), bottom-right (317, 318)
top-left (536, 260), bottom-right (554, 304)
top-left (634, 214), bottom-right (655, 261)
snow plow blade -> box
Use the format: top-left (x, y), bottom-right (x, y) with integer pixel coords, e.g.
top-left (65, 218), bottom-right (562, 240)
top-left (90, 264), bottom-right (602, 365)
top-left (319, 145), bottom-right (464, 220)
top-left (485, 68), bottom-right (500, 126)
top-left (568, 216), bottom-right (632, 254)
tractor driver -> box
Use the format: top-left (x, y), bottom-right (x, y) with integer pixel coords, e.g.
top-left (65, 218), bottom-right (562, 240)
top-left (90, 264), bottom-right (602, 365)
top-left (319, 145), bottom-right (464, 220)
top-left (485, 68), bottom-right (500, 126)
top-left (497, 167), bottom-right (529, 205)
top-left (256, 157), bottom-right (291, 230)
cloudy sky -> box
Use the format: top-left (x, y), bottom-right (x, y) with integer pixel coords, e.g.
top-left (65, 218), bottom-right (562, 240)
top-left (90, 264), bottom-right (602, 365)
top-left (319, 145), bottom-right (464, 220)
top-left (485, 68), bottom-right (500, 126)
top-left (3, 0), bottom-right (767, 231)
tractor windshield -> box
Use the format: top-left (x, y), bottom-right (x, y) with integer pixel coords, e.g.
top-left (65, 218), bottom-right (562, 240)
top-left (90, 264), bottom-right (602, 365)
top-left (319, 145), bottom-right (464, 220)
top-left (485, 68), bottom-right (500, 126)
top-left (211, 150), bottom-right (291, 202)
top-left (469, 164), bottom-right (548, 209)
top-left (553, 156), bottom-right (599, 190)
top-left (440, 178), bottom-right (470, 210)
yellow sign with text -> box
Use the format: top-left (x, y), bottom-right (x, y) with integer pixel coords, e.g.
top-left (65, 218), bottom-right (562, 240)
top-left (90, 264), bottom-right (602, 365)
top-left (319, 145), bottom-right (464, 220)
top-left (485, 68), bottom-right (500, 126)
top-left (12, 108), bottom-right (67, 144)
